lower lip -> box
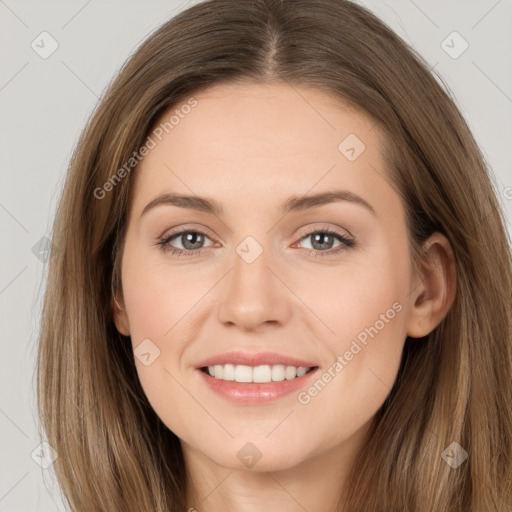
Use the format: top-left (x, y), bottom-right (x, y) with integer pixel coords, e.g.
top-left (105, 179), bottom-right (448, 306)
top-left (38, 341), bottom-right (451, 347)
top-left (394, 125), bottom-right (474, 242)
top-left (196, 367), bottom-right (319, 404)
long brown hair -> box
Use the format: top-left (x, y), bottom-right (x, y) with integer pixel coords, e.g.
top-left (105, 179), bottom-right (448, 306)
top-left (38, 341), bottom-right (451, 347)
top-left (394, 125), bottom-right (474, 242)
top-left (36, 0), bottom-right (512, 510)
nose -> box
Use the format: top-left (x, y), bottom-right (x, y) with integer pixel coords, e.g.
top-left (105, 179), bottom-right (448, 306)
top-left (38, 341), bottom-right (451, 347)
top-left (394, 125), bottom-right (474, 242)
top-left (216, 238), bottom-right (292, 332)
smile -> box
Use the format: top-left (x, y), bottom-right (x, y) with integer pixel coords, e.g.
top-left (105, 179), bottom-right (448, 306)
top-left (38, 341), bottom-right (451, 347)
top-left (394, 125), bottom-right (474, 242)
top-left (201, 364), bottom-right (314, 383)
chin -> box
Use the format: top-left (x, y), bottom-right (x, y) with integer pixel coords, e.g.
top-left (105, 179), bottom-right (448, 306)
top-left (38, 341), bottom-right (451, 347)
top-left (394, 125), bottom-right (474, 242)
top-left (195, 436), bottom-right (311, 473)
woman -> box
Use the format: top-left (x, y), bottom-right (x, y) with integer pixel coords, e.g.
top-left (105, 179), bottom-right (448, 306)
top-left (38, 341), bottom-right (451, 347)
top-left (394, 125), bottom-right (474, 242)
top-left (37, 0), bottom-right (512, 510)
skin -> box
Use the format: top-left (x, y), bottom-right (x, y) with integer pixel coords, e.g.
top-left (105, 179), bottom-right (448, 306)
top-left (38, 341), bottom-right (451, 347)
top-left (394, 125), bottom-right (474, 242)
top-left (113, 82), bottom-right (456, 512)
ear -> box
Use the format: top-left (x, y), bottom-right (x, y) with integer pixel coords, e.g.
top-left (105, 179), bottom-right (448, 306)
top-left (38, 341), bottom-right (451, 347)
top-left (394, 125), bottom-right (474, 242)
top-left (406, 232), bottom-right (457, 338)
top-left (112, 288), bottom-right (131, 336)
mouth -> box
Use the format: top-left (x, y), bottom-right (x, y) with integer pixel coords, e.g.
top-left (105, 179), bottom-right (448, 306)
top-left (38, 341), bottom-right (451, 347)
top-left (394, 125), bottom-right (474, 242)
top-left (194, 351), bottom-right (319, 403)
top-left (195, 355), bottom-right (320, 403)
top-left (200, 364), bottom-right (317, 383)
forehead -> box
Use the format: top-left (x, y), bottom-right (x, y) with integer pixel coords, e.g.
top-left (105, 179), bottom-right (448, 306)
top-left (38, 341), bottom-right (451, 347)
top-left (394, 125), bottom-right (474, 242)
top-left (150, 81), bottom-right (379, 153)
top-left (129, 81), bottom-right (391, 217)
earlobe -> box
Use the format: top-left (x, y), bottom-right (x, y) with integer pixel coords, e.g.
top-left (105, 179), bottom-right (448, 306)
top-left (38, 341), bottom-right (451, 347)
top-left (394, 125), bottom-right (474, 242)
top-left (112, 291), bottom-right (131, 336)
top-left (406, 233), bottom-right (457, 338)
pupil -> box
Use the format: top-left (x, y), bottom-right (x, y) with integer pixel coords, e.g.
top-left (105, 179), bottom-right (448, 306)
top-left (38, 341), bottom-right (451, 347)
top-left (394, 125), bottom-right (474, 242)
top-left (313, 233), bottom-right (333, 250)
top-left (183, 232), bottom-right (203, 250)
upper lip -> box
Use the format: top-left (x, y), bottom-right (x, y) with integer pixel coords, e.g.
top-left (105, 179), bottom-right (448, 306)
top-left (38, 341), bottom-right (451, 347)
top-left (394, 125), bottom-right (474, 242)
top-left (195, 351), bottom-right (317, 369)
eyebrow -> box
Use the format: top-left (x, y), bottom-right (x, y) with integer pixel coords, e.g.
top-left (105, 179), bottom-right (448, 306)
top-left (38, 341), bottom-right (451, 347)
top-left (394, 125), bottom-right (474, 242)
top-left (139, 190), bottom-right (376, 219)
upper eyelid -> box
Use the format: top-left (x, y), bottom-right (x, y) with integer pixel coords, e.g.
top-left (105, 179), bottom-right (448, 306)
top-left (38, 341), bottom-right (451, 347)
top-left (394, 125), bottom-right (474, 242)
top-left (299, 224), bottom-right (354, 239)
top-left (161, 224), bottom-right (216, 242)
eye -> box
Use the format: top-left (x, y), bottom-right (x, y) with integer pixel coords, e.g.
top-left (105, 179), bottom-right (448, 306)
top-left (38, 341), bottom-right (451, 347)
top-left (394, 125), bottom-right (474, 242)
top-left (156, 228), bottom-right (215, 256)
top-left (295, 227), bottom-right (355, 256)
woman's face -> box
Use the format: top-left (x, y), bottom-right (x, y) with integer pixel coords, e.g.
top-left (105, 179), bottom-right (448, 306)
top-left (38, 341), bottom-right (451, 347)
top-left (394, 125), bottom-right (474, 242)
top-left (115, 81), bottom-right (420, 472)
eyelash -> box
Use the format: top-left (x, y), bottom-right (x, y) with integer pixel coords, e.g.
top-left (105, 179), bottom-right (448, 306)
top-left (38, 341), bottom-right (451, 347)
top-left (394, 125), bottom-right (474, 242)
top-left (156, 225), bottom-right (356, 258)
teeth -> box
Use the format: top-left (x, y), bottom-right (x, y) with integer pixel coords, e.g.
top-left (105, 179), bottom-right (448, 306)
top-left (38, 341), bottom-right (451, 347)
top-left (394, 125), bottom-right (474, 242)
top-left (235, 365), bottom-right (252, 382)
top-left (206, 364), bottom-right (311, 383)
top-left (285, 366), bottom-right (296, 380)
top-left (223, 364), bottom-right (235, 381)
top-left (272, 364), bottom-right (285, 381)
top-left (253, 365), bottom-right (271, 383)
top-left (296, 366), bottom-right (307, 377)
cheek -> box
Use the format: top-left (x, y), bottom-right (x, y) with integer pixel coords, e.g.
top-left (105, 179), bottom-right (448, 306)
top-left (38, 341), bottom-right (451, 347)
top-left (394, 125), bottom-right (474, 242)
top-left (295, 244), bottom-right (410, 417)
top-left (119, 247), bottom-right (209, 435)
top-left (121, 244), bottom-right (207, 347)
top-left (293, 284), bottom-right (407, 449)
top-left (295, 243), bottom-right (409, 354)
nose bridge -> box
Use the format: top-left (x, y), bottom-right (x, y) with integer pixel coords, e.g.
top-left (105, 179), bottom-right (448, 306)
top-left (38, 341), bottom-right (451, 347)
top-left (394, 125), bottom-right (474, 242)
top-left (216, 230), bottom-right (291, 329)
top-left (230, 232), bottom-right (275, 303)
top-left (233, 233), bottom-right (271, 288)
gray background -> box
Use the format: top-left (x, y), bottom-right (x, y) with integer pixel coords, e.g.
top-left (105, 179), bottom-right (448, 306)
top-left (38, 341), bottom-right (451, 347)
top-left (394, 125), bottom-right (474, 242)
top-left (1, 0), bottom-right (511, 510)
